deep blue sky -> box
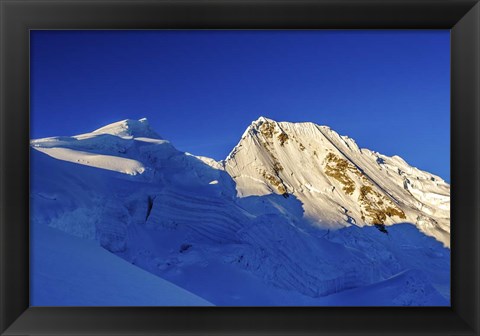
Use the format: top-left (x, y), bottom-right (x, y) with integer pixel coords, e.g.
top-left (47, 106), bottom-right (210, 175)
top-left (31, 30), bottom-right (450, 181)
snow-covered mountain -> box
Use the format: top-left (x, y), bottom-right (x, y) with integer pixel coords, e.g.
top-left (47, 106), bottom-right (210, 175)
top-left (223, 117), bottom-right (450, 247)
top-left (30, 117), bottom-right (450, 306)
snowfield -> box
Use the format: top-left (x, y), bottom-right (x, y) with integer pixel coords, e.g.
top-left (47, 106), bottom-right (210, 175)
top-left (30, 117), bottom-right (450, 306)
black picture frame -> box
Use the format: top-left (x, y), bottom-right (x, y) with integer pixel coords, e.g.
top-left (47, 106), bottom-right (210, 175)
top-left (1, 0), bottom-right (479, 335)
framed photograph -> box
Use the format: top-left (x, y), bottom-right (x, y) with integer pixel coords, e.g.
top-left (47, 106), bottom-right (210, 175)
top-left (1, 0), bottom-right (479, 335)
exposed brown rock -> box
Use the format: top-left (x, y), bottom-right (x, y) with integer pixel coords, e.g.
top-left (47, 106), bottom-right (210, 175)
top-left (324, 153), bottom-right (406, 224)
top-left (273, 161), bottom-right (284, 173)
top-left (358, 185), bottom-right (406, 224)
top-left (324, 152), bottom-right (357, 195)
top-left (278, 133), bottom-right (289, 146)
top-left (260, 121), bottom-right (275, 139)
top-left (262, 171), bottom-right (287, 194)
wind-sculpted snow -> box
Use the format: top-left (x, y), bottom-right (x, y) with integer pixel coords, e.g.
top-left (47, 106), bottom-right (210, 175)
top-left (145, 189), bottom-right (246, 243)
top-left (234, 214), bottom-right (380, 297)
top-left (30, 118), bottom-right (450, 306)
top-left (312, 268), bottom-right (448, 306)
top-left (92, 117), bottom-right (163, 139)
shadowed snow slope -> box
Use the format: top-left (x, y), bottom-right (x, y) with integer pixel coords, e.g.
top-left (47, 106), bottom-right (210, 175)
top-left (30, 118), bottom-right (450, 306)
top-left (31, 224), bottom-right (212, 306)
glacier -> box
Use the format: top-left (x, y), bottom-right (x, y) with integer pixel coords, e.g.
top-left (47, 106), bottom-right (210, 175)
top-left (30, 117), bottom-right (450, 306)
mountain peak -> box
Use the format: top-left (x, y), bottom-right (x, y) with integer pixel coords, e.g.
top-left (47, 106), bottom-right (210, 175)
top-left (249, 116), bottom-right (277, 128)
top-left (255, 116), bottom-right (275, 123)
top-left (92, 118), bottom-right (162, 139)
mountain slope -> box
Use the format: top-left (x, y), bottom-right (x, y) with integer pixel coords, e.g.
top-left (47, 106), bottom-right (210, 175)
top-left (223, 117), bottom-right (450, 246)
